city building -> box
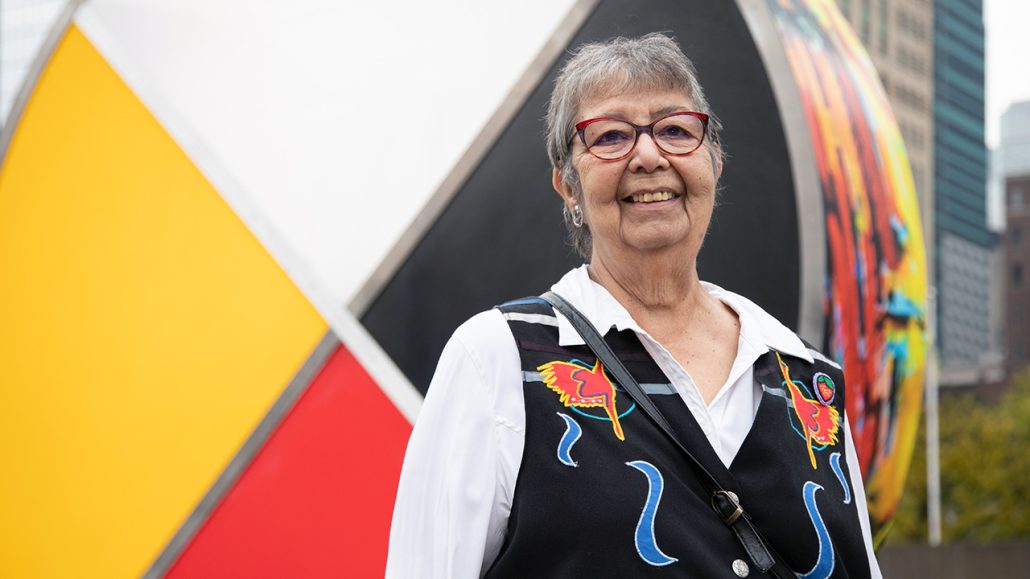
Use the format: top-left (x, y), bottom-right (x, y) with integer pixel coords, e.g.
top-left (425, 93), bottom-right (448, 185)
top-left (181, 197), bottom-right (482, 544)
top-left (1000, 101), bottom-right (1030, 377)
top-left (999, 100), bottom-right (1030, 177)
top-left (933, 0), bottom-right (998, 384)
top-left (1005, 173), bottom-right (1030, 376)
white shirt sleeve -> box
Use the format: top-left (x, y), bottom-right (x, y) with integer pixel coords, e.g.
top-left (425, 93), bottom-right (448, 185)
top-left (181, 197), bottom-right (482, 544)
top-left (844, 412), bottom-right (883, 579)
top-left (385, 310), bottom-right (524, 579)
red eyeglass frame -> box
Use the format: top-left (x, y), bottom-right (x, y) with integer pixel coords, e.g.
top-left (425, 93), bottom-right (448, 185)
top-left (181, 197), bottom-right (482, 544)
top-left (568, 111), bottom-right (710, 161)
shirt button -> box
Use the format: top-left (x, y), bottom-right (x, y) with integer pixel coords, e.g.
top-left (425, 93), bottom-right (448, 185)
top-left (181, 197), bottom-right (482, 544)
top-left (732, 559), bottom-right (750, 577)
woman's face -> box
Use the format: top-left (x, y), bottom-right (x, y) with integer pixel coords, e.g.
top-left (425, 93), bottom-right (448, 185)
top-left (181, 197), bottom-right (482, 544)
top-left (555, 88), bottom-right (722, 267)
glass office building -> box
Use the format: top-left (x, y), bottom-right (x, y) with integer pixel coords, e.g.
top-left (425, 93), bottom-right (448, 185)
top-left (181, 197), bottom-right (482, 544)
top-left (934, 0), bottom-right (995, 381)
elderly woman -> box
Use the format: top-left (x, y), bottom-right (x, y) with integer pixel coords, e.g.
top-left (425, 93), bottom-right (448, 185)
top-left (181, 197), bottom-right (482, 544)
top-left (387, 34), bottom-right (880, 578)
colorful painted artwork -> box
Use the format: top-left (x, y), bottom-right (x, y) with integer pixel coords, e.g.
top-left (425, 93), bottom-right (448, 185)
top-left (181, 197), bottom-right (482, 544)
top-left (767, 0), bottom-right (930, 541)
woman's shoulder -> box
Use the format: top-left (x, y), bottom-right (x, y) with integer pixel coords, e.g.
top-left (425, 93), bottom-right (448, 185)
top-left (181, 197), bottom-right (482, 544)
top-left (451, 304), bottom-right (506, 338)
top-left (446, 307), bottom-right (520, 366)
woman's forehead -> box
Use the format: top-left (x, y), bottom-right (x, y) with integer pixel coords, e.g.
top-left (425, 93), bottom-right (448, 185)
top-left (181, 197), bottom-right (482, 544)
top-left (576, 87), bottom-right (696, 120)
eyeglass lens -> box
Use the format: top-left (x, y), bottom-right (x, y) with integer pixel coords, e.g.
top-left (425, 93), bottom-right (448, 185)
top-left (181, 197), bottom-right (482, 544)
top-left (582, 114), bottom-right (705, 159)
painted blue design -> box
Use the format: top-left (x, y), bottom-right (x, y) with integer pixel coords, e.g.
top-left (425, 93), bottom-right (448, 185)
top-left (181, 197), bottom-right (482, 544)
top-left (626, 460), bottom-right (678, 567)
top-left (889, 213), bottom-right (909, 247)
top-left (556, 413), bottom-right (582, 467)
top-left (886, 291), bottom-right (921, 320)
top-left (798, 481), bottom-right (835, 579)
top-left (829, 452), bottom-right (851, 504)
top-left (886, 338), bottom-right (909, 361)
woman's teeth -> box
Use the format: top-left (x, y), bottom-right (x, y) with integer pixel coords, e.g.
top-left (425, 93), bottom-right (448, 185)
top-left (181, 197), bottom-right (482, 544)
top-left (630, 191), bottom-right (675, 203)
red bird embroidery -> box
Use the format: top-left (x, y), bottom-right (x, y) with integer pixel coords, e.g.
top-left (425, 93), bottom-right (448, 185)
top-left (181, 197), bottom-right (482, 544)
top-left (776, 352), bottom-right (840, 469)
top-left (538, 359), bottom-right (625, 441)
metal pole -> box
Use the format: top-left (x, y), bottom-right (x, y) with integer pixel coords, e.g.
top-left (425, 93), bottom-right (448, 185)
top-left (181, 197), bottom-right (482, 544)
top-left (926, 286), bottom-right (942, 545)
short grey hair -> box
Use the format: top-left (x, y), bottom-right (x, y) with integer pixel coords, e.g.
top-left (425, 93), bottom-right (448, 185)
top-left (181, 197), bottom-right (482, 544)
top-left (545, 33), bottom-right (724, 259)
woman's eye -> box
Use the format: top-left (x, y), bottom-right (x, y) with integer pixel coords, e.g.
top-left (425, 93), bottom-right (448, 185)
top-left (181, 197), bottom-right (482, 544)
top-left (658, 125), bottom-right (693, 139)
top-left (593, 130), bottom-right (631, 146)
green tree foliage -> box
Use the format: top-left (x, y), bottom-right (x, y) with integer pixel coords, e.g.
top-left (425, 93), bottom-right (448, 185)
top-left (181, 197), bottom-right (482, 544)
top-left (886, 369), bottom-right (1030, 544)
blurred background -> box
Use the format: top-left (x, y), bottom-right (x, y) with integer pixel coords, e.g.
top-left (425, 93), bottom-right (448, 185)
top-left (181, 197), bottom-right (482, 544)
top-left (830, 0), bottom-right (1030, 575)
top-left (1, 0), bottom-right (1027, 577)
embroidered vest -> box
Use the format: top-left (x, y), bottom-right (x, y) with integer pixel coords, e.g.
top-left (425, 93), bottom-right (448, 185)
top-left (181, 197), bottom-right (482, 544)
top-left (484, 298), bottom-right (871, 578)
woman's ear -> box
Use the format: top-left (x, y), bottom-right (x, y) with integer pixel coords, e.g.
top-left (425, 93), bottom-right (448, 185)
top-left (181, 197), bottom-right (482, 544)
top-left (552, 167), bottom-right (575, 205)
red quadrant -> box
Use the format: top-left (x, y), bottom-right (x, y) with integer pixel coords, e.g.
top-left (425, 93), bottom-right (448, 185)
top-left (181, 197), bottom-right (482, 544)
top-left (167, 343), bottom-right (413, 578)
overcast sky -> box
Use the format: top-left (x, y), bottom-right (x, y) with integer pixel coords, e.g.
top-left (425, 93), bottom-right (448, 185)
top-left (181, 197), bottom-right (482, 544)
top-left (985, 0), bottom-right (1030, 148)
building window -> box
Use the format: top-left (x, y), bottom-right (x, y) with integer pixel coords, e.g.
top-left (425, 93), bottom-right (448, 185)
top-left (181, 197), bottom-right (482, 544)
top-left (897, 46), bottom-right (927, 75)
top-left (1012, 187), bottom-right (1025, 210)
top-left (1015, 264), bottom-right (1024, 287)
top-left (1013, 225), bottom-right (1023, 247)
top-left (896, 7), bottom-right (927, 40)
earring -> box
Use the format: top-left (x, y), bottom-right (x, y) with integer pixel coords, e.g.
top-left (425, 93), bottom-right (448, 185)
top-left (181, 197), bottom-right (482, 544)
top-left (570, 204), bottom-right (584, 228)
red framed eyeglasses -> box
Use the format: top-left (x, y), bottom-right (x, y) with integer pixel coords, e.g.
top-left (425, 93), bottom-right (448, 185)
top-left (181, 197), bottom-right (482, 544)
top-left (569, 111), bottom-right (709, 160)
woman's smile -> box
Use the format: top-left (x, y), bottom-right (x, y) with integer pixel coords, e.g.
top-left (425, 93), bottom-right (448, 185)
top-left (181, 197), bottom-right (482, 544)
top-left (623, 190), bottom-right (681, 205)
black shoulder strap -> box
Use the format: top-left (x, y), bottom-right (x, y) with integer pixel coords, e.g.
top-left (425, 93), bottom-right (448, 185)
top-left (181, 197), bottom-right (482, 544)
top-left (540, 291), bottom-right (796, 579)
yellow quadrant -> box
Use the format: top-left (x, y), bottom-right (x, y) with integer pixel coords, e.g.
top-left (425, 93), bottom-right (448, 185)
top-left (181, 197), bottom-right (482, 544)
top-left (0, 25), bottom-right (327, 577)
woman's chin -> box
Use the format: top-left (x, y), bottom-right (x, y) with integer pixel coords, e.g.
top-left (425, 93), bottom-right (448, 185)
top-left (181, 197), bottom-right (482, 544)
top-left (610, 229), bottom-right (696, 256)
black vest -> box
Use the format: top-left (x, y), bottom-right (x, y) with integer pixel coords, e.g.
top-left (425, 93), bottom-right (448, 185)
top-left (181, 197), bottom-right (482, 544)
top-left (485, 298), bottom-right (871, 578)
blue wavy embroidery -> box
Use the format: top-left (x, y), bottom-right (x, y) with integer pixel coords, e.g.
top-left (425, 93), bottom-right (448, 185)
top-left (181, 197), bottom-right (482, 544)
top-left (829, 452), bottom-right (851, 504)
top-left (556, 412), bottom-right (582, 467)
top-left (626, 460), bottom-right (678, 567)
top-left (799, 481), bottom-right (835, 579)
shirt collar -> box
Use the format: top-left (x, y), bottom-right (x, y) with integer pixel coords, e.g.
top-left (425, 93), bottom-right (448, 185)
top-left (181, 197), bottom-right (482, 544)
top-left (549, 265), bottom-right (813, 363)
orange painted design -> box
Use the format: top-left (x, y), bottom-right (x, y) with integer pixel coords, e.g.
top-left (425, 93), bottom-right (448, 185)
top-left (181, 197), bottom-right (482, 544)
top-left (776, 353), bottom-right (840, 469)
top-left (538, 359), bottom-right (625, 441)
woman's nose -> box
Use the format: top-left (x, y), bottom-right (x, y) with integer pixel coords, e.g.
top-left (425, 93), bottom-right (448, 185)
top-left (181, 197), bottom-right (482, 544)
top-left (628, 133), bottom-right (670, 172)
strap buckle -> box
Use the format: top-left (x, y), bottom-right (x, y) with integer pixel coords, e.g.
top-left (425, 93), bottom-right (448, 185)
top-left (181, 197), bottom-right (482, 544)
top-left (712, 490), bottom-right (744, 526)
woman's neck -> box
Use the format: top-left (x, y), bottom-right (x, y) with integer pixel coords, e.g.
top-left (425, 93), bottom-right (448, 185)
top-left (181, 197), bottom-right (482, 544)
top-left (587, 247), bottom-right (717, 339)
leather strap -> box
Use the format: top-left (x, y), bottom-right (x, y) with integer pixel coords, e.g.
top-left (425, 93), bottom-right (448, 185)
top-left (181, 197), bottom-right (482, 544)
top-left (540, 291), bottom-right (796, 578)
